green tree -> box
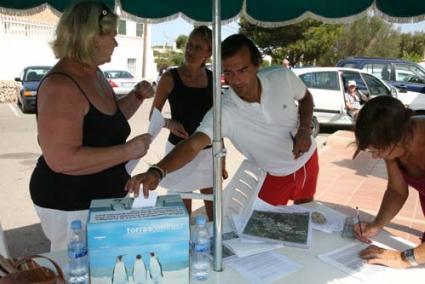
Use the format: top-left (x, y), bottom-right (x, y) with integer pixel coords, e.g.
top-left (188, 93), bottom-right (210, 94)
top-left (333, 16), bottom-right (400, 61)
top-left (239, 17), bottom-right (342, 66)
top-left (399, 32), bottom-right (425, 62)
top-left (176, 34), bottom-right (188, 50)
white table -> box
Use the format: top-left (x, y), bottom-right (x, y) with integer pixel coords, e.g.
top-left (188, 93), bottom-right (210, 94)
top-left (44, 202), bottom-right (425, 284)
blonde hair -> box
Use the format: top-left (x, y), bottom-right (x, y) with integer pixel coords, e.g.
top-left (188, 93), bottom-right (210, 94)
top-left (190, 25), bottom-right (212, 50)
top-left (51, 1), bottom-right (118, 65)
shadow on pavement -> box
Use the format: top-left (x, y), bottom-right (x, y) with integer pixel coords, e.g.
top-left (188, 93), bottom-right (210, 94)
top-left (5, 223), bottom-right (50, 258)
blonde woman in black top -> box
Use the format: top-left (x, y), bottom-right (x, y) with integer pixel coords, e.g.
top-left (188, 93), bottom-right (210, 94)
top-left (30, 1), bottom-right (153, 251)
top-left (151, 26), bottom-right (226, 220)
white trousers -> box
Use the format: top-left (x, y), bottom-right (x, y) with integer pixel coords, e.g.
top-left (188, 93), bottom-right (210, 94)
top-left (34, 205), bottom-right (88, 252)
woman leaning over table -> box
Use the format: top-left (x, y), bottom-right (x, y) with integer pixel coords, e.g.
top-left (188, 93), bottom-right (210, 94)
top-left (29, 1), bottom-right (153, 251)
top-left (353, 96), bottom-right (425, 268)
top-left (150, 26), bottom-right (227, 221)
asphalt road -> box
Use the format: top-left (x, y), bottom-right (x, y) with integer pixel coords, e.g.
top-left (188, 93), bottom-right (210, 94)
top-left (0, 100), bottom-right (331, 257)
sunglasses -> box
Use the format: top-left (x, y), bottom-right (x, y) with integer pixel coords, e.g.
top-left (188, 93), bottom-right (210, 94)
top-left (98, 4), bottom-right (111, 23)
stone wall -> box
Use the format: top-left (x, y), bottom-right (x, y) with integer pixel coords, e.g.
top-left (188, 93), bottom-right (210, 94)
top-left (0, 80), bottom-right (18, 103)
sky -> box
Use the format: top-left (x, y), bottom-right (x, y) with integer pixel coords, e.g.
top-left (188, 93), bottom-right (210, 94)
top-left (150, 18), bottom-right (239, 46)
top-left (150, 17), bottom-right (425, 47)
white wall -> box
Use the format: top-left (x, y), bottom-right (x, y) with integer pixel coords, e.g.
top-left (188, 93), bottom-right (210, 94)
top-left (0, 15), bottom-right (157, 82)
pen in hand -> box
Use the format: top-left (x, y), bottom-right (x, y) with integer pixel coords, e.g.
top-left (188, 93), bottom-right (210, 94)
top-left (356, 206), bottom-right (363, 236)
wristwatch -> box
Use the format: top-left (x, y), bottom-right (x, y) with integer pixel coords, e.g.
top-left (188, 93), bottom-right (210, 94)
top-left (401, 248), bottom-right (418, 267)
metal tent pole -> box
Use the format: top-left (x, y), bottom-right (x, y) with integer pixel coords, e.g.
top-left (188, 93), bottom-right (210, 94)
top-left (212, 0), bottom-right (224, 272)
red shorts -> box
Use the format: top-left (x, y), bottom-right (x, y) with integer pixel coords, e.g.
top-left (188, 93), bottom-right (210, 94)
top-left (258, 150), bottom-right (319, 205)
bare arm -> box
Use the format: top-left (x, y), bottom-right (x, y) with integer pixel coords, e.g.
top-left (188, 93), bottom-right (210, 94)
top-left (38, 75), bottom-right (150, 175)
top-left (293, 89), bottom-right (314, 158)
top-left (118, 80), bottom-right (154, 119)
top-left (126, 132), bottom-right (211, 197)
top-left (150, 71), bottom-right (189, 138)
top-left (353, 159), bottom-right (409, 243)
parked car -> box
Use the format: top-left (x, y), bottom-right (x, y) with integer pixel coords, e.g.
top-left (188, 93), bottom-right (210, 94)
top-left (205, 63), bottom-right (228, 88)
top-left (103, 70), bottom-right (138, 99)
top-left (14, 65), bottom-right (51, 113)
top-left (292, 67), bottom-right (425, 136)
top-left (336, 57), bottom-right (425, 94)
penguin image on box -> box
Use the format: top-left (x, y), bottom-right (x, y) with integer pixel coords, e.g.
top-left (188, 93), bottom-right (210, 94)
top-left (112, 255), bottom-right (129, 284)
top-left (132, 254), bottom-right (147, 284)
top-left (149, 252), bottom-right (163, 284)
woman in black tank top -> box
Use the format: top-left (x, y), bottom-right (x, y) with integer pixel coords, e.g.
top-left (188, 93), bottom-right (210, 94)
top-left (29, 2), bottom-right (154, 251)
top-left (149, 26), bottom-right (227, 220)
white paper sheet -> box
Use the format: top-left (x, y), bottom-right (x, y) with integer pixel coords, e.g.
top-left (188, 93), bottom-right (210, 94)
top-left (227, 251), bottom-right (302, 284)
top-left (132, 190), bottom-right (158, 208)
top-left (125, 108), bottom-right (165, 175)
top-left (148, 107), bottom-right (165, 141)
top-left (318, 242), bottom-right (393, 281)
top-left (223, 238), bottom-right (283, 258)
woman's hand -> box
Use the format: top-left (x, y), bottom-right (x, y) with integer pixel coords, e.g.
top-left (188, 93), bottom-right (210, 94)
top-left (134, 80), bottom-right (154, 101)
top-left (222, 157), bottom-right (228, 179)
top-left (353, 221), bottom-right (382, 243)
top-left (125, 170), bottom-right (161, 198)
top-left (165, 119), bottom-right (189, 139)
top-left (126, 133), bottom-right (151, 159)
top-left (360, 245), bottom-right (410, 269)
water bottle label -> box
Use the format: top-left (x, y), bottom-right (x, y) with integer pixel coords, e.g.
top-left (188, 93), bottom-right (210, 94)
top-left (68, 247), bottom-right (88, 258)
top-left (194, 243), bottom-right (210, 253)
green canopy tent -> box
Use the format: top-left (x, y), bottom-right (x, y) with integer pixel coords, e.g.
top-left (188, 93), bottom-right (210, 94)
top-left (1, 0), bottom-right (425, 272)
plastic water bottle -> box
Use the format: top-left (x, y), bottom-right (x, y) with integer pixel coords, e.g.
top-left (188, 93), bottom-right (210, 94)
top-left (191, 215), bottom-right (210, 281)
top-left (68, 220), bottom-right (89, 284)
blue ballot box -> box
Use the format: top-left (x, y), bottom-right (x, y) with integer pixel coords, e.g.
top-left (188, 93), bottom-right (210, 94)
top-left (87, 195), bottom-right (189, 284)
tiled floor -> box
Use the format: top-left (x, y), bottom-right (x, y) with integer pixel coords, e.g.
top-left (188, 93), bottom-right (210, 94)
top-left (316, 131), bottom-right (425, 245)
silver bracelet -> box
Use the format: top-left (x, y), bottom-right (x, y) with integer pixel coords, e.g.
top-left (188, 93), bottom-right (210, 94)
top-left (148, 165), bottom-right (167, 180)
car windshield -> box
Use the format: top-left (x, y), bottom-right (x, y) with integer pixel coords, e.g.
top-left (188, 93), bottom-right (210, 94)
top-left (25, 67), bottom-right (50, 81)
top-left (104, 71), bottom-right (134, 79)
top-left (394, 64), bottom-right (425, 84)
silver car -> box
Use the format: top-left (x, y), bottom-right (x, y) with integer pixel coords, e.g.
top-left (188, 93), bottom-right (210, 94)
top-left (293, 67), bottom-right (425, 136)
top-left (103, 70), bottom-right (138, 99)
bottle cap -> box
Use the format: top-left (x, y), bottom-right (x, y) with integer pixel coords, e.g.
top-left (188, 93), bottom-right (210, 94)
top-left (71, 220), bottom-right (82, 230)
top-left (195, 215), bottom-right (207, 225)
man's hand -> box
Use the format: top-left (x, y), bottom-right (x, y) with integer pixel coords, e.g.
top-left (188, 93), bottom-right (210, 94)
top-left (292, 128), bottom-right (311, 159)
top-left (360, 245), bottom-right (410, 269)
top-left (125, 170), bottom-right (160, 198)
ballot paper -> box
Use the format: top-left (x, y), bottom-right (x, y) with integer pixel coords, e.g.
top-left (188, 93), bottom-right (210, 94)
top-left (318, 242), bottom-right (393, 281)
top-left (125, 108), bottom-right (165, 175)
top-left (227, 251), bottom-right (302, 284)
top-left (132, 190), bottom-right (158, 208)
top-left (148, 107), bottom-right (166, 141)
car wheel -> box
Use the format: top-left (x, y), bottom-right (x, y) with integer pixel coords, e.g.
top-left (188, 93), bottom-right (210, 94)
top-left (311, 116), bottom-right (320, 137)
top-left (21, 99), bottom-right (29, 113)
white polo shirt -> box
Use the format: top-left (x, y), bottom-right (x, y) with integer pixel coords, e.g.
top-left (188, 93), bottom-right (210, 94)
top-left (197, 67), bottom-right (317, 176)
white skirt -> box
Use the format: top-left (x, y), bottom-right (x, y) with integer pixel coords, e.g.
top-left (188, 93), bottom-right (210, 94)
top-left (159, 141), bottom-right (213, 192)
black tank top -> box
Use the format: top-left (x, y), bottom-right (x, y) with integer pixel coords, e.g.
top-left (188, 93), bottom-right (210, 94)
top-left (168, 68), bottom-right (213, 145)
top-left (30, 72), bottom-right (131, 211)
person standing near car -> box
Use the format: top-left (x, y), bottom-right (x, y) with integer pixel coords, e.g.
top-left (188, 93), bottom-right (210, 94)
top-left (127, 34), bottom-right (318, 207)
top-left (151, 26), bottom-right (227, 221)
top-left (29, 1), bottom-right (154, 251)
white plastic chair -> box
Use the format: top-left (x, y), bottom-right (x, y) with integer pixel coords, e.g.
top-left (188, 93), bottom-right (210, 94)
top-left (222, 159), bottom-right (266, 219)
top-left (0, 222), bottom-right (10, 257)
top-left (169, 159), bottom-right (265, 214)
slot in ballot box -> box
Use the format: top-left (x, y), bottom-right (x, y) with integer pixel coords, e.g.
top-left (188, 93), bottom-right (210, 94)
top-left (87, 195), bottom-right (189, 284)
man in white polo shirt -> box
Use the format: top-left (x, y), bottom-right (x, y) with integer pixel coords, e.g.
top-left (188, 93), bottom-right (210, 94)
top-left (126, 34), bottom-right (318, 206)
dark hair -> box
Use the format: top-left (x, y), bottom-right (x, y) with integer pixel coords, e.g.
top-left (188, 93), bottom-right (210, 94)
top-left (222, 34), bottom-right (262, 66)
top-left (355, 96), bottom-right (413, 151)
